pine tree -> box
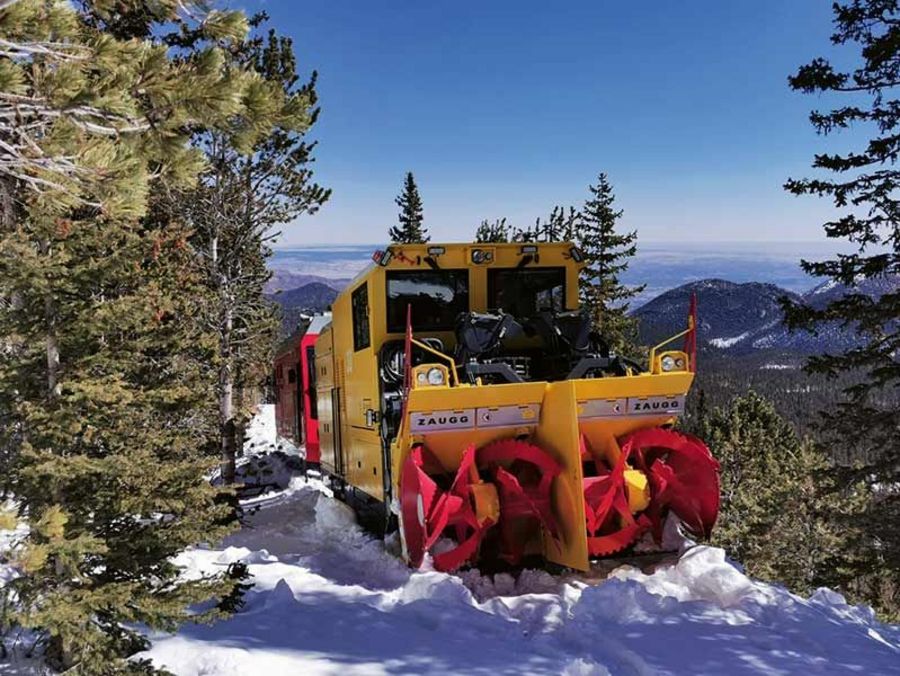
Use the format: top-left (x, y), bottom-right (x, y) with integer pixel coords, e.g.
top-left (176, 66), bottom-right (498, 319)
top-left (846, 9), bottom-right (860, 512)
top-left (179, 16), bottom-right (329, 484)
top-left (694, 392), bottom-right (867, 596)
top-left (475, 217), bottom-right (511, 243)
top-left (511, 220), bottom-right (542, 243)
top-left (507, 206), bottom-right (578, 244)
top-left (536, 205), bottom-right (579, 243)
top-left (577, 173), bottom-right (644, 357)
top-left (389, 172), bottom-right (428, 243)
top-left (783, 0), bottom-right (900, 612)
top-left (0, 1), bottom-right (281, 671)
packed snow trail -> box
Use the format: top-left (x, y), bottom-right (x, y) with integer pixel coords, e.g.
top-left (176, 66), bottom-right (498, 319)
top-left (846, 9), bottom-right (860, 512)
top-left (134, 406), bottom-right (900, 676)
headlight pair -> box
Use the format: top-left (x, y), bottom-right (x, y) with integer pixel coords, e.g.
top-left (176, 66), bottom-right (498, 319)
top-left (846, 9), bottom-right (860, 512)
top-left (415, 366), bottom-right (446, 387)
top-left (660, 354), bottom-right (686, 372)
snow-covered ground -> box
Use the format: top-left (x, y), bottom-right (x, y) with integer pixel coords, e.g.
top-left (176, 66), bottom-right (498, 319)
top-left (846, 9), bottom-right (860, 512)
top-left (3, 406), bottom-right (900, 674)
top-left (137, 406), bottom-right (900, 676)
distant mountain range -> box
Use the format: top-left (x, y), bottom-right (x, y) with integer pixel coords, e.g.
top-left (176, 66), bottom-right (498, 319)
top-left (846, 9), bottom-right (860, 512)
top-left (267, 281), bottom-right (339, 333)
top-left (267, 264), bottom-right (899, 351)
top-left (633, 276), bottom-right (899, 354)
top-left (265, 271), bottom-right (350, 295)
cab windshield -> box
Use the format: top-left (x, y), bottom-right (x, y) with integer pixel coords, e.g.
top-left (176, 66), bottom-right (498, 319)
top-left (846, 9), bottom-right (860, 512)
top-left (386, 269), bottom-right (470, 333)
top-left (488, 267), bottom-right (566, 317)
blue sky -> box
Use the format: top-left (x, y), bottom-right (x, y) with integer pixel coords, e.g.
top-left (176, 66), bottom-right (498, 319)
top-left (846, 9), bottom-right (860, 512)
top-left (244, 1), bottom-right (855, 246)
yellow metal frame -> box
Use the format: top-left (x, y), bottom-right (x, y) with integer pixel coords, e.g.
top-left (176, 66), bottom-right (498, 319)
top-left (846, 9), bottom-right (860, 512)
top-left (411, 338), bottom-right (460, 386)
top-left (315, 241), bottom-right (699, 571)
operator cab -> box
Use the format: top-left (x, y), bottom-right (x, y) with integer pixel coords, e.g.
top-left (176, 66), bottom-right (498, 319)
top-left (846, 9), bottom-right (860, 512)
top-left (372, 243), bottom-right (638, 397)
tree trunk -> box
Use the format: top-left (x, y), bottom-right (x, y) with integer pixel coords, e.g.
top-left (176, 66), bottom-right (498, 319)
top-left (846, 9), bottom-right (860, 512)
top-left (39, 239), bottom-right (61, 399)
top-left (46, 297), bottom-right (60, 399)
top-left (219, 298), bottom-right (236, 484)
top-left (234, 349), bottom-right (246, 460)
top-left (211, 229), bottom-right (237, 485)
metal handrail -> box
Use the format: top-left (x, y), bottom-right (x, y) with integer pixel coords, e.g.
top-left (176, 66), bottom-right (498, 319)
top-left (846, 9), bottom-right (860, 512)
top-left (648, 315), bottom-right (695, 370)
top-left (410, 337), bottom-right (460, 387)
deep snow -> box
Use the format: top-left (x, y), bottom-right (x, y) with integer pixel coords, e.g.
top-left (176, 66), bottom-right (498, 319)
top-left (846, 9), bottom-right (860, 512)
top-left (138, 406), bottom-right (900, 675)
top-left (3, 406), bottom-right (899, 675)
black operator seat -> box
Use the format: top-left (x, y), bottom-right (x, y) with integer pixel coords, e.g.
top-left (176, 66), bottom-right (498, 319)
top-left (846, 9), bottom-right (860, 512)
top-left (524, 310), bottom-right (610, 358)
top-left (554, 310), bottom-right (611, 358)
top-left (454, 311), bottom-right (519, 362)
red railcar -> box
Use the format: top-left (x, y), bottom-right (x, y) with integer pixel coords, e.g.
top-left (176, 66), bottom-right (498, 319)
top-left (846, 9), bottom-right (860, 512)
top-left (273, 314), bottom-right (330, 463)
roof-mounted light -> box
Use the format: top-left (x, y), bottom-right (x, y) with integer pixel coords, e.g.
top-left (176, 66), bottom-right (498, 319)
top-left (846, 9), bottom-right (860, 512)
top-left (372, 248), bottom-right (394, 266)
top-left (471, 248), bottom-right (494, 264)
top-left (520, 245), bottom-right (538, 255)
top-left (569, 246), bottom-right (585, 262)
top-left (427, 246), bottom-right (446, 256)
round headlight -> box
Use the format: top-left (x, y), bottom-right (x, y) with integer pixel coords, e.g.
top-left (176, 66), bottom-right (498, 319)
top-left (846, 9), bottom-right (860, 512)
top-left (417, 371), bottom-right (427, 384)
top-left (661, 355), bottom-right (676, 372)
top-left (471, 249), bottom-right (486, 264)
top-left (675, 357), bottom-right (685, 369)
top-left (426, 367), bottom-right (445, 386)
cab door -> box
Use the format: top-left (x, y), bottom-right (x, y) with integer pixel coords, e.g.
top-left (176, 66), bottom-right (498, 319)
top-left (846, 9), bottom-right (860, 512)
top-left (344, 282), bottom-right (385, 500)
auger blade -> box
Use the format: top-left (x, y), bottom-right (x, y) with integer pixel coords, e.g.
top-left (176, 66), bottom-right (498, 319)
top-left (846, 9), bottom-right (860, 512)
top-left (581, 435), bottom-right (649, 557)
top-left (621, 428), bottom-right (720, 540)
top-left (400, 444), bottom-right (487, 571)
top-left (399, 445), bottom-right (431, 568)
top-left (477, 438), bottom-right (562, 565)
top-left (587, 515), bottom-right (652, 557)
top-left (401, 438), bottom-right (564, 571)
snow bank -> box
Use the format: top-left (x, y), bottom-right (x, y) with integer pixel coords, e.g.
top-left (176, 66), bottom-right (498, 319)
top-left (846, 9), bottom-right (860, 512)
top-left (5, 406), bottom-right (899, 675)
top-left (137, 475), bottom-right (900, 675)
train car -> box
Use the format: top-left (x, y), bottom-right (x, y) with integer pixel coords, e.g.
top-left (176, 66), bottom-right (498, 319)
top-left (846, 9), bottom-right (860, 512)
top-left (273, 314), bottom-right (330, 462)
top-left (313, 242), bottom-right (719, 572)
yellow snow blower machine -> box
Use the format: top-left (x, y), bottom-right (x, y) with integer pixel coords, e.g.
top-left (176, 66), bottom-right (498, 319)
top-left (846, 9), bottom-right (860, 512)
top-left (313, 242), bottom-right (719, 572)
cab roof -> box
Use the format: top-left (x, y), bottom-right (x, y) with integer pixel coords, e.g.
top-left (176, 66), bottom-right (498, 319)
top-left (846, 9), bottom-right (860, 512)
top-left (345, 240), bottom-right (583, 288)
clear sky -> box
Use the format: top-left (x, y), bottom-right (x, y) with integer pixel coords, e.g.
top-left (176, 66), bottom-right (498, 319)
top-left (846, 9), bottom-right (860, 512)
top-left (243, 1), bottom-right (854, 247)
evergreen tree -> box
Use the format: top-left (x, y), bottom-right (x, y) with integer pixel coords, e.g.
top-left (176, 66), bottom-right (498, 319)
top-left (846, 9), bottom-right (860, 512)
top-left (694, 392), bottom-right (867, 596)
top-left (0, 1), bottom-right (282, 671)
top-left (536, 205), bottom-right (579, 243)
top-left (577, 173), bottom-right (644, 357)
top-left (783, 0), bottom-right (900, 612)
top-left (389, 172), bottom-right (428, 243)
top-left (475, 217), bottom-right (511, 243)
top-left (508, 206), bottom-right (578, 244)
top-left (179, 17), bottom-right (329, 484)
top-left (511, 220), bottom-right (542, 243)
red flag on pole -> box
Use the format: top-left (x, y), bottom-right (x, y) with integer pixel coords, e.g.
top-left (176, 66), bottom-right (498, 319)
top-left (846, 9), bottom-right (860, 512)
top-left (400, 304), bottom-right (413, 424)
top-left (684, 292), bottom-right (698, 372)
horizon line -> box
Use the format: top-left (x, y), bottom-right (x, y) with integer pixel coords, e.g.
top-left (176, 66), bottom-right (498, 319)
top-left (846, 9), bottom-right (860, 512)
top-left (271, 238), bottom-right (853, 250)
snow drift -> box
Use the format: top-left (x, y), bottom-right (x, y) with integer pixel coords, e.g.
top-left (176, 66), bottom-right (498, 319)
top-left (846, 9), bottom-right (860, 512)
top-left (138, 479), bottom-right (900, 675)
top-left (135, 408), bottom-right (900, 676)
top-left (4, 406), bottom-right (898, 675)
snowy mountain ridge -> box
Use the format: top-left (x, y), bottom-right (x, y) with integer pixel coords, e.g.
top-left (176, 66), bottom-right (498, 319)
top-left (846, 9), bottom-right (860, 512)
top-left (634, 274), bottom-right (900, 354)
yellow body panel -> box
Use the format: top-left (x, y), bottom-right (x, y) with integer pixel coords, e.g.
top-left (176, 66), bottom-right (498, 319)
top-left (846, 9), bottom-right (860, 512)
top-left (317, 242), bottom-right (584, 503)
top-left (532, 381), bottom-right (588, 569)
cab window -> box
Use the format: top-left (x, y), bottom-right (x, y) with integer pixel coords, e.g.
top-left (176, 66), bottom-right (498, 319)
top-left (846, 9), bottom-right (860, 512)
top-left (386, 270), bottom-right (469, 333)
top-left (352, 283), bottom-right (370, 350)
top-left (488, 267), bottom-right (566, 316)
